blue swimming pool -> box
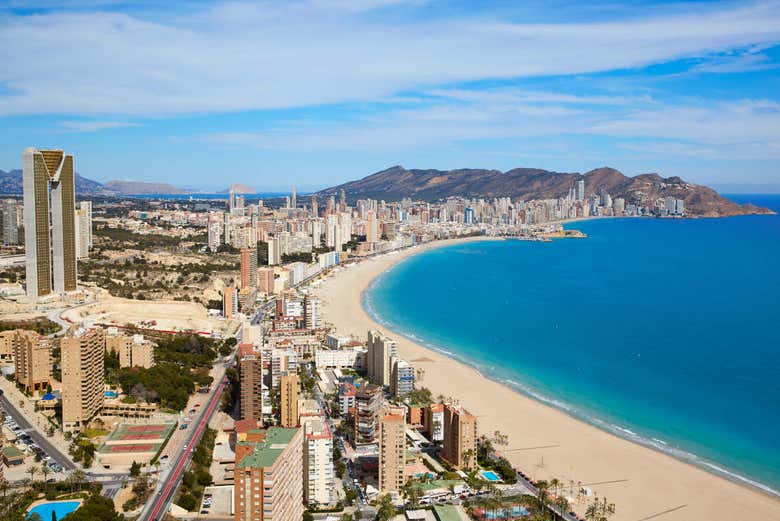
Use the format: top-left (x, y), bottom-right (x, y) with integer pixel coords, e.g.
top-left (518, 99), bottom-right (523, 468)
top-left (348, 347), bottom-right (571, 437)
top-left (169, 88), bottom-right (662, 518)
top-left (27, 500), bottom-right (80, 520)
top-left (104, 391), bottom-right (118, 398)
top-left (481, 470), bottom-right (501, 482)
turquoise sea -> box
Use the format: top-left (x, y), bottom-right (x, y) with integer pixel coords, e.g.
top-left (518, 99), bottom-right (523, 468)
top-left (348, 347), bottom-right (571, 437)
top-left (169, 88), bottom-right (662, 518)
top-left (364, 194), bottom-right (780, 496)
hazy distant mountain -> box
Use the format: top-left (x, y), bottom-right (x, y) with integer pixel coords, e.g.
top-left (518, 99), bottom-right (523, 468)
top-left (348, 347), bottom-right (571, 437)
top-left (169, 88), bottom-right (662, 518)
top-left (318, 165), bottom-right (773, 217)
top-left (103, 180), bottom-right (185, 195)
top-left (0, 168), bottom-right (106, 195)
top-left (218, 183), bottom-right (256, 194)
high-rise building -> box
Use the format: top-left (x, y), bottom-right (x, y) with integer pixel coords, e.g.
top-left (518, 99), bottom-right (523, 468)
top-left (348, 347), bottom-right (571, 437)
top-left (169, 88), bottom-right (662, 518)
top-left (367, 330), bottom-right (397, 387)
top-left (223, 286), bottom-right (238, 319)
top-left (366, 210), bottom-right (379, 243)
top-left (291, 187), bottom-right (297, 209)
top-left (280, 373), bottom-right (299, 428)
top-left (303, 295), bottom-right (322, 329)
top-left (7, 330), bottom-right (51, 393)
top-left (423, 403), bottom-right (444, 442)
top-left (267, 237), bottom-right (281, 266)
top-left (378, 410), bottom-right (406, 493)
top-left (311, 194), bottom-right (318, 217)
top-left (234, 427), bottom-right (304, 521)
top-left (300, 414), bottom-right (335, 505)
top-left (22, 148), bottom-right (77, 297)
top-left (61, 328), bottom-right (105, 431)
top-left (355, 383), bottom-right (382, 444)
top-left (257, 267), bottom-right (276, 294)
top-left (442, 404), bottom-right (477, 470)
top-left (74, 200), bottom-right (92, 259)
top-left (239, 344), bottom-right (263, 423)
top-left (390, 358), bottom-right (415, 398)
top-left (208, 218), bottom-right (222, 252)
top-left (1, 199), bottom-right (19, 245)
top-left (240, 247), bottom-right (258, 288)
top-left (577, 179), bottom-right (585, 202)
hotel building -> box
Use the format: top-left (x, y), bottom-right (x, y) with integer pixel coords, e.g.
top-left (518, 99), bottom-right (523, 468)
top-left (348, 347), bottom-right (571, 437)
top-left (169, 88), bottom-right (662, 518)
top-left (224, 286), bottom-right (238, 319)
top-left (367, 330), bottom-right (397, 387)
top-left (1, 199), bottom-right (19, 245)
top-left (442, 404), bottom-right (477, 470)
top-left (279, 373), bottom-right (299, 428)
top-left (61, 328), bottom-right (105, 431)
top-left (378, 410), bottom-right (406, 493)
top-left (423, 403), bottom-right (445, 442)
top-left (239, 344), bottom-right (264, 423)
top-left (234, 427), bottom-right (304, 521)
top-left (22, 147), bottom-right (77, 298)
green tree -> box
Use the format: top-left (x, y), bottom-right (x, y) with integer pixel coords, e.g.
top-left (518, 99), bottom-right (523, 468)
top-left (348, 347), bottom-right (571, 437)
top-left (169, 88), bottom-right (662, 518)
top-left (130, 461), bottom-right (141, 477)
top-left (375, 494), bottom-right (395, 521)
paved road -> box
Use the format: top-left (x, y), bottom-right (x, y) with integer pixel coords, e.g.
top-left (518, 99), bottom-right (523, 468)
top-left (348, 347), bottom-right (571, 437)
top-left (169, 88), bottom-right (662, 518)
top-left (0, 392), bottom-right (76, 471)
top-left (138, 374), bottom-right (228, 521)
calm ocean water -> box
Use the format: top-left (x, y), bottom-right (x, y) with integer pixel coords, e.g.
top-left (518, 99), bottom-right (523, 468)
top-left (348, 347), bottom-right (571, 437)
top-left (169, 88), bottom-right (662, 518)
top-left (364, 194), bottom-right (780, 495)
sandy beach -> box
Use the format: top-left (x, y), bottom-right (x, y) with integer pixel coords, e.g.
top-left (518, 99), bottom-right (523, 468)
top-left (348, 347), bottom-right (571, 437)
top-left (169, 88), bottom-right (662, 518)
top-left (315, 237), bottom-right (780, 521)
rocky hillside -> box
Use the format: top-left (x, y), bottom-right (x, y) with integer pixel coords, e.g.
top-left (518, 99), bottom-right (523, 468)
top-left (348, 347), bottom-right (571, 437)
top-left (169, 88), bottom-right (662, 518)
top-left (318, 165), bottom-right (774, 217)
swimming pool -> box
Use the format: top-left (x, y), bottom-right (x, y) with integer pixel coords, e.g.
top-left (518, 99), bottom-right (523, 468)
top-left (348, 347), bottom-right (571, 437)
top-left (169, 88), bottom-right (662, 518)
top-left (104, 391), bottom-right (118, 398)
top-left (481, 470), bottom-right (502, 482)
top-left (27, 500), bottom-right (80, 520)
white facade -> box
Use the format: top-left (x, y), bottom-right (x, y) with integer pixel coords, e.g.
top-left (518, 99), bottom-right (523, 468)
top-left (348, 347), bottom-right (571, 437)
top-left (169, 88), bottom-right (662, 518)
top-left (301, 415), bottom-right (335, 506)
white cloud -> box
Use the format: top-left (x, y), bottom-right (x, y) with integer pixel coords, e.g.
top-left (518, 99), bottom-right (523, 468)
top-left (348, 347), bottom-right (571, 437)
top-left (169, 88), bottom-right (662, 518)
top-left (60, 120), bottom-right (141, 132)
top-left (0, 1), bottom-right (779, 116)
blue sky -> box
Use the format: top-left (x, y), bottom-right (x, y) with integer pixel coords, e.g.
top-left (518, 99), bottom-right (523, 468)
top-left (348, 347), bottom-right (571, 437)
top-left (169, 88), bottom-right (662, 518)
top-left (1, 0), bottom-right (779, 191)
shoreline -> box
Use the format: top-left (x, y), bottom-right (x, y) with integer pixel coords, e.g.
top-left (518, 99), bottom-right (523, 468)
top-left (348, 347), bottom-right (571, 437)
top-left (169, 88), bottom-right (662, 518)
top-left (315, 235), bottom-right (780, 521)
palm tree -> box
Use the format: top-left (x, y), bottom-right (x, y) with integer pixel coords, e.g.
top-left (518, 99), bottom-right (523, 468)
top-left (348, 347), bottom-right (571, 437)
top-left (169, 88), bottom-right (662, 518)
top-left (71, 469), bottom-right (86, 493)
top-left (535, 480), bottom-right (550, 520)
top-left (40, 465), bottom-right (50, 488)
top-left (27, 465), bottom-right (39, 484)
top-left (585, 495), bottom-right (616, 521)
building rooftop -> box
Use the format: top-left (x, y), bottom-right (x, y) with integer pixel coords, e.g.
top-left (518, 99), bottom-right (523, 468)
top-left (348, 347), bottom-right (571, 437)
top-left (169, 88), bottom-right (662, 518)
top-left (237, 427), bottom-right (299, 469)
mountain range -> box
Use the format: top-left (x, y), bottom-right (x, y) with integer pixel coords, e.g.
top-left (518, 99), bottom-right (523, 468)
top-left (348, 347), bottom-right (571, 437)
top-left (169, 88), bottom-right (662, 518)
top-left (317, 165), bottom-right (773, 217)
top-left (0, 169), bottom-right (183, 195)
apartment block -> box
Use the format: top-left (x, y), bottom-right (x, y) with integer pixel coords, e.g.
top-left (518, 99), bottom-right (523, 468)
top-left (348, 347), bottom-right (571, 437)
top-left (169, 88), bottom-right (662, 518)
top-left (390, 357), bottom-right (415, 398)
top-left (5, 330), bottom-right (51, 392)
top-left (106, 332), bottom-right (155, 369)
top-left (355, 383), bottom-right (382, 444)
top-left (301, 414), bottom-right (335, 505)
top-left (240, 247), bottom-right (258, 288)
top-left (378, 410), bottom-right (406, 493)
top-left (234, 427), bottom-right (304, 521)
top-left (279, 373), bottom-right (299, 428)
top-left (61, 328), bottom-right (105, 431)
top-left (442, 404), bottom-right (477, 470)
top-left (239, 344), bottom-right (263, 423)
top-left (367, 330), bottom-right (397, 387)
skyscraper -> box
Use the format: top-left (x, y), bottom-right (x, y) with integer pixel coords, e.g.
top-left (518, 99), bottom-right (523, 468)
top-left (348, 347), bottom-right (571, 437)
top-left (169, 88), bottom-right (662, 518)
top-left (22, 148), bottom-right (77, 297)
top-left (304, 295), bottom-right (322, 329)
top-left (577, 179), bottom-right (585, 202)
top-left (291, 187), bottom-right (297, 209)
top-left (74, 201), bottom-right (92, 259)
top-left (311, 194), bottom-right (318, 217)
